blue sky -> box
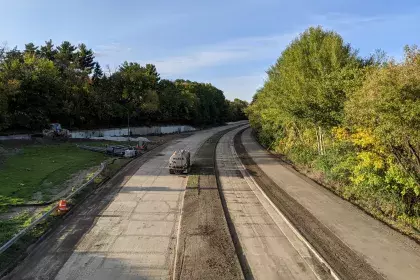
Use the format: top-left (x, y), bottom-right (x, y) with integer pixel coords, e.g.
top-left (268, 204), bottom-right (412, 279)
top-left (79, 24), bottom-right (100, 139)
top-left (1, 0), bottom-right (420, 101)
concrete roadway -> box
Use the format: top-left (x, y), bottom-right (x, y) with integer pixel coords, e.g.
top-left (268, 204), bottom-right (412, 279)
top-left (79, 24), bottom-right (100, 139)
top-left (241, 128), bottom-right (420, 280)
top-left (217, 127), bottom-right (329, 280)
top-left (5, 123), bottom-right (242, 280)
top-left (53, 124), bottom-right (244, 280)
top-left (7, 123), bottom-right (419, 280)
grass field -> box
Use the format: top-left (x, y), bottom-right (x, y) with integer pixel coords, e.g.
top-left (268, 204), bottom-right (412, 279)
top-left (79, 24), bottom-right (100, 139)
top-left (0, 143), bottom-right (108, 207)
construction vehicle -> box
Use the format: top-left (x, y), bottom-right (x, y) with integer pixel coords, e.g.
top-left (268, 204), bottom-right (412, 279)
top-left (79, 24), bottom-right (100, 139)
top-left (169, 150), bottom-right (191, 174)
top-left (42, 123), bottom-right (71, 139)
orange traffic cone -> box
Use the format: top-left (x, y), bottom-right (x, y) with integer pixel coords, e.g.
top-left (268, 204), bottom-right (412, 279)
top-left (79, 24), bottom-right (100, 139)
top-left (58, 199), bottom-right (69, 213)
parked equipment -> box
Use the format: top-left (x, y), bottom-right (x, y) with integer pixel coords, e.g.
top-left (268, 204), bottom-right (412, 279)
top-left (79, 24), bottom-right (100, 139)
top-left (169, 150), bottom-right (191, 174)
top-left (42, 123), bottom-right (71, 139)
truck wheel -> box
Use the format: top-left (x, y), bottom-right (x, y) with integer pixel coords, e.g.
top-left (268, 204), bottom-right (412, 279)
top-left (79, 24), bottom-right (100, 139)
top-left (169, 169), bottom-right (174, 174)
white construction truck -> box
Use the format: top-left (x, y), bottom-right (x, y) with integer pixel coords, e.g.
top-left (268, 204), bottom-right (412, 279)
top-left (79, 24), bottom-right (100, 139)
top-left (169, 150), bottom-right (191, 174)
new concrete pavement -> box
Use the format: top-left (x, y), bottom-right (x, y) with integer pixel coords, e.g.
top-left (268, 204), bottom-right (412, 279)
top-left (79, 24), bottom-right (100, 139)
top-left (216, 127), bottom-right (330, 280)
top-left (4, 123), bottom-right (243, 280)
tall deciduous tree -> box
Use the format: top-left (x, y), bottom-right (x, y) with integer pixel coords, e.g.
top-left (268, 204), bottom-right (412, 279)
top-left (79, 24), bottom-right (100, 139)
top-left (270, 26), bottom-right (362, 128)
top-left (345, 45), bottom-right (420, 189)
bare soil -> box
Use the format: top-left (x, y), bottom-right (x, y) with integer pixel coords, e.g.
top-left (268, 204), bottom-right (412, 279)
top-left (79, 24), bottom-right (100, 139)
top-left (234, 128), bottom-right (384, 280)
top-left (175, 129), bottom-right (244, 280)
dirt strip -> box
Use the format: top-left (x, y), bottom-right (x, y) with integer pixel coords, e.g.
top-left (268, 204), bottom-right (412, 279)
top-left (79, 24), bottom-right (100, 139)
top-left (234, 128), bottom-right (384, 280)
top-left (174, 128), bottom-right (244, 280)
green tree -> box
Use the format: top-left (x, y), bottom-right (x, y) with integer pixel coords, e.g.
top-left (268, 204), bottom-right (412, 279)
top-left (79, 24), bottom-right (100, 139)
top-left (24, 43), bottom-right (39, 56)
top-left (92, 62), bottom-right (103, 83)
top-left (40, 40), bottom-right (57, 61)
top-left (227, 98), bottom-right (249, 121)
top-left (270, 26), bottom-right (362, 128)
top-left (157, 79), bottom-right (182, 122)
top-left (56, 41), bottom-right (77, 70)
top-left (0, 53), bottom-right (61, 130)
top-left (0, 40), bottom-right (233, 131)
top-left (345, 45), bottom-right (420, 195)
top-left (76, 43), bottom-right (95, 73)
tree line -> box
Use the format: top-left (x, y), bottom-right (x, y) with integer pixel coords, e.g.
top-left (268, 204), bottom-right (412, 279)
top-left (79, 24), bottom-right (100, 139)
top-left (247, 27), bottom-right (420, 233)
top-left (0, 41), bottom-right (248, 133)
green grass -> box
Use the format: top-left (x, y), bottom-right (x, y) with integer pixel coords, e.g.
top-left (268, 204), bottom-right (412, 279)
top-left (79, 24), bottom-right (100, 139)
top-left (187, 175), bottom-right (199, 189)
top-left (0, 212), bottom-right (32, 244)
top-left (0, 143), bottom-right (108, 206)
top-left (0, 210), bottom-right (55, 272)
top-left (0, 146), bottom-right (137, 272)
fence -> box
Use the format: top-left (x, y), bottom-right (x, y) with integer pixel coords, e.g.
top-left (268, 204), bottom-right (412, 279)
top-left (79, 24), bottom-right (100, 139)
top-left (0, 134), bottom-right (31, 141)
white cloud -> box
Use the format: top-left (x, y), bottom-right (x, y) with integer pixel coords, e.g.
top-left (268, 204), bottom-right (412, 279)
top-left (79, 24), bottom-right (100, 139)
top-left (210, 74), bottom-right (267, 102)
top-left (95, 12), bottom-right (408, 101)
top-left (143, 33), bottom-right (296, 76)
top-left (94, 42), bottom-right (132, 57)
top-left (143, 12), bottom-right (392, 78)
top-left (310, 13), bottom-right (385, 28)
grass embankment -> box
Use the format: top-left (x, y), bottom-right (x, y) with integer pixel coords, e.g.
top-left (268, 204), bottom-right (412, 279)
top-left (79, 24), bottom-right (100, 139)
top-left (0, 142), bottom-right (109, 251)
top-left (0, 143), bottom-right (131, 273)
top-left (0, 143), bottom-right (108, 207)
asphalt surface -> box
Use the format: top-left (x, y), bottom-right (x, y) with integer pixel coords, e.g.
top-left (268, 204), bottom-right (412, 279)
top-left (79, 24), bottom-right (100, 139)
top-left (217, 127), bottom-right (332, 280)
top-left (239, 127), bottom-right (420, 280)
top-left (4, 123), bottom-right (243, 280)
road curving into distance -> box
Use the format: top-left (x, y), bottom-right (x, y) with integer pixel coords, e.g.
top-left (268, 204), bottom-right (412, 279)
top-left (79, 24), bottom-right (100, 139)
top-left (4, 122), bottom-right (419, 280)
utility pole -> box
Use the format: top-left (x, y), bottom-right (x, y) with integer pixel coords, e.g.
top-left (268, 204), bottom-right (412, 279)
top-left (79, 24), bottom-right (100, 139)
top-left (127, 110), bottom-right (130, 143)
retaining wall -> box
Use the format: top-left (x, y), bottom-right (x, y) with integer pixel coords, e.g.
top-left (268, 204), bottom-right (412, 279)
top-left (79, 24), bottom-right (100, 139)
top-left (70, 125), bottom-right (196, 139)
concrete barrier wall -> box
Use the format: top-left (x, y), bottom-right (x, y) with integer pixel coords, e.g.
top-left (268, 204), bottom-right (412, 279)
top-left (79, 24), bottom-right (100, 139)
top-left (0, 134), bottom-right (31, 140)
top-left (70, 125), bottom-right (196, 139)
